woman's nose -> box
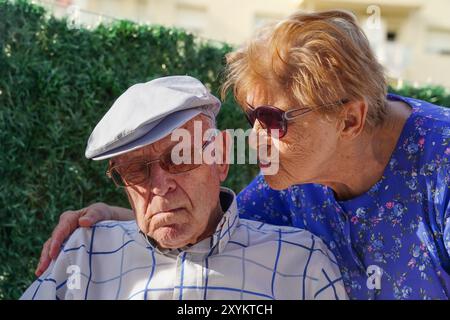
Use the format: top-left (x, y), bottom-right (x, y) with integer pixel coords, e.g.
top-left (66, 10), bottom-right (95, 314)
top-left (253, 119), bottom-right (263, 132)
top-left (249, 120), bottom-right (271, 150)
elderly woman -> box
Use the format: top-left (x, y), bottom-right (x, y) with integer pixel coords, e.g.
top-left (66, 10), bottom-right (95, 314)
top-left (36, 10), bottom-right (450, 299)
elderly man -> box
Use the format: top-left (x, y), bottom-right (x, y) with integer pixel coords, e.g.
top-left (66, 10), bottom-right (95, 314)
top-left (22, 76), bottom-right (345, 300)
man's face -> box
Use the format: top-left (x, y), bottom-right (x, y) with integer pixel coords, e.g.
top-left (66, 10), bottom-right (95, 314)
top-left (110, 116), bottom-right (229, 249)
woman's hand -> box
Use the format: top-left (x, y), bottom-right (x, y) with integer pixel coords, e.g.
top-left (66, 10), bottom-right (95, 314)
top-left (35, 203), bottom-right (134, 277)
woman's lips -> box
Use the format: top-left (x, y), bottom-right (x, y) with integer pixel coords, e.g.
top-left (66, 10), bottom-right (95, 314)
top-left (258, 156), bottom-right (275, 168)
top-left (258, 161), bottom-right (272, 168)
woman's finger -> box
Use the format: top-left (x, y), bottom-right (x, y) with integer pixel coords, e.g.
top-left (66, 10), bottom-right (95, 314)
top-left (35, 238), bottom-right (52, 277)
top-left (48, 210), bottom-right (83, 259)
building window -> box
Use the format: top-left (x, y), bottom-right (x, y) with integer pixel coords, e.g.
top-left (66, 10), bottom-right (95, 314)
top-left (426, 28), bottom-right (450, 55)
top-left (253, 13), bottom-right (283, 31)
top-left (387, 31), bottom-right (397, 42)
top-left (175, 3), bottom-right (207, 35)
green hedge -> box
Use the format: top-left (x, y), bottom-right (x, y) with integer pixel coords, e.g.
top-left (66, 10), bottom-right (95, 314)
top-left (1, 0), bottom-right (449, 300)
top-left (389, 83), bottom-right (450, 107)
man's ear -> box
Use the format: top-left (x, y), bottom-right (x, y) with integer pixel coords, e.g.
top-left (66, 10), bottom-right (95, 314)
top-left (338, 99), bottom-right (368, 139)
top-left (215, 130), bottom-right (231, 182)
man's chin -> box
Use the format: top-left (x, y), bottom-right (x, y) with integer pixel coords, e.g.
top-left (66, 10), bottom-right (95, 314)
top-left (152, 226), bottom-right (192, 249)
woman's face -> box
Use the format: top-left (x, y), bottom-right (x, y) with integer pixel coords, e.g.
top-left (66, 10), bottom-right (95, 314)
top-left (246, 90), bottom-right (342, 190)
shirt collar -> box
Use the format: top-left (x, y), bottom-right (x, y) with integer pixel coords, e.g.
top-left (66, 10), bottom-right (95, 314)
top-left (140, 187), bottom-right (239, 257)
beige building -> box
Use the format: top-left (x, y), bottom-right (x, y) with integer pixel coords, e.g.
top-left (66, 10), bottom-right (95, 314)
top-left (45, 0), bottom-right (450, 88)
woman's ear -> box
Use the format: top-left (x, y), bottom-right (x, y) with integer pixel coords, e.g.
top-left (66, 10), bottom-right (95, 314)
top-left (338, 99), bottom-right (368, 139)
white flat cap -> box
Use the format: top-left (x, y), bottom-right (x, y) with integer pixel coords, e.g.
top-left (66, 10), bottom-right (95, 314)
top-left (85, 75), bottom-right (221, 160)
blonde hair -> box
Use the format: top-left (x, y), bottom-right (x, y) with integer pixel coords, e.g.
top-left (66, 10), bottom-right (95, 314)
top-left (221, 10), bottom-right (387, 127)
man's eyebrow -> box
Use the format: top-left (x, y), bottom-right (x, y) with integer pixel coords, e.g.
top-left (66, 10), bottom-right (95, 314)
top-left (116, 156), bottom-right (145, 164)
top-left (110, 156), bottom-right (139, 166)
top-left (156, 140), bottom-right (182, 153)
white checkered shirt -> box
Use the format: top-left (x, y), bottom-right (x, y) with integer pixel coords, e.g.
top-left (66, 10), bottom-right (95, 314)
top-left (21, 188), bottom-right (347, 300)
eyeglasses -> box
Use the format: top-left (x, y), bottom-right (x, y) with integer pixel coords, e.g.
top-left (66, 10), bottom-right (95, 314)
top-left (245, 99), bottom-right (349, 138)
top-left (106, 139), bottom-right (212, 187)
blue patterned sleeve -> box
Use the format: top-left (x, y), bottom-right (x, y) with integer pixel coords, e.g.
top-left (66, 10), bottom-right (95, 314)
top-left (445, 205), bottom-right (450, 260)
top-left (236, 173), bottom-right (293, 226)
top-left (441, 165), bottom-right (450, 265)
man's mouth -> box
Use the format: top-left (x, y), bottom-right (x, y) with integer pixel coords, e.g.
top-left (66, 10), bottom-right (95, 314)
top-left (145, 208), bottom-right (185, 222)
top-left (152, 207), bottom-right (184, 215)
top-left (148, 209), bottom-right (186, 230)
top-left (160, 223), bottom-right (177, 228)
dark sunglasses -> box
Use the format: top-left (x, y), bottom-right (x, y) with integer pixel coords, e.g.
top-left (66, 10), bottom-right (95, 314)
top-left (245, 99), bottom-right (349, 138)
top-left (106, 139), bottom-right (212, 187)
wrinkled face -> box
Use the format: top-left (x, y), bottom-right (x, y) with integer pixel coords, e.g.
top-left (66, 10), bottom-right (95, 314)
top-left (110, 116), bottom-right (229, 249)
top-left (246, 89), bottom-right (341, 190)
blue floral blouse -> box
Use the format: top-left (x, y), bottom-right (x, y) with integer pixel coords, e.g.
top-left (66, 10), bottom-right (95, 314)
top-left (237, 93), bottom-right (450, 300)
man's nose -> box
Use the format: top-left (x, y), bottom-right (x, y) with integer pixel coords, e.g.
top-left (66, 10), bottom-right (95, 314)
top-left (148, 163), bottom-right (176, 196)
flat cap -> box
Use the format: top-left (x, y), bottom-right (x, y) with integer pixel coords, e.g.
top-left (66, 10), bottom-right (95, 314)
top-left (85, 75), bottom-right (221, 160)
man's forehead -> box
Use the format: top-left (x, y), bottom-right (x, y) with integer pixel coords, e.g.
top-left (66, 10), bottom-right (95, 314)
top-left (111, 115), bottom-right (209, 163)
